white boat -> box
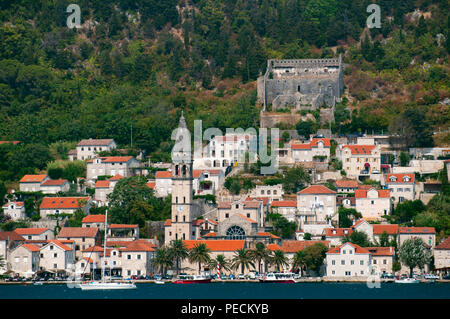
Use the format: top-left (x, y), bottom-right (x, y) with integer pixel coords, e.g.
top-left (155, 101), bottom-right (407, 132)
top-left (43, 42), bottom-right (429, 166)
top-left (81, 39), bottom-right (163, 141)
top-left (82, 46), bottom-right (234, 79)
top-left (394, 277), bottom-right (420, 284)
top-left (78, 210), bottom-right (137, 290)
top-left (259, 272), bottom-right (298, 283)
top-left (79, 281), bottom-right (137, 290)
top-left (154, 280), bottom-right (165, 285)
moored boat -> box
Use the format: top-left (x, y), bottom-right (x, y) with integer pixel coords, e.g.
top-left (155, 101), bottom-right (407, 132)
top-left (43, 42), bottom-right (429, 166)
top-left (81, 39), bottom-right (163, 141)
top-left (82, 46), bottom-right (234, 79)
top-left (259, 272), bottom-right (297, 283)
top-left (394, 277), bottom-right (420, 284)
top-left (173, 273), bottom-right (212, 284)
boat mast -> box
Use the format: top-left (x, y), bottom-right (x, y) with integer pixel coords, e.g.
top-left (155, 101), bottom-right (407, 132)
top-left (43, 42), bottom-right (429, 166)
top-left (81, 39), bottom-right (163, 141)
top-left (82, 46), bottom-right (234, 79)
top-left (103, 210), bottom-right (108, 283)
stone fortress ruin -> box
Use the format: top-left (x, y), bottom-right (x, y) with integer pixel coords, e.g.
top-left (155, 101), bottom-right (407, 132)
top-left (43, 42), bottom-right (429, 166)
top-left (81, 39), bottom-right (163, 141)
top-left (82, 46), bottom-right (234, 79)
top-left (257, 56), bottom-right (344, 110)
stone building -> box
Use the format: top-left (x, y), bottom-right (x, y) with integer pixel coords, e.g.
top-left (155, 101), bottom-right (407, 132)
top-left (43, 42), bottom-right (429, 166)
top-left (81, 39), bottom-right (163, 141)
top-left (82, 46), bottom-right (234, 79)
top-left (257, 57), bottom-right (344, 110)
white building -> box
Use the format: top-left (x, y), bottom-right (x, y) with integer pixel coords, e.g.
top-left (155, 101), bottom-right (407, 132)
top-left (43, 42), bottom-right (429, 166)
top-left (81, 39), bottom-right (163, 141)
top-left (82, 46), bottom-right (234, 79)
top-left (325, 242), bottom-right (372, 277)
top-left (75, 138), bottom-right (117, 161)
top-left (40, 179), bottom-right (70, 194)
top-left (39, 196), bottom-right (92, 219)
top-left (15, 228), bottom-right (54, 241)
top-left (385, 173), bottom-right (415, 204)
top-left (154, 170), bottom-right (172, 197)
top-left (337, 144), bottom-right (381, 178)
top-left (355, 188), bottom-right (391, 221)
top-left (297, 185), bottom-right (337, 227)
top-left (19, 175), bottom-right (48, 192)
top-left (86, 156), bottom-right (140, 180)
top-left (2, 201), bottom-right (26, 220)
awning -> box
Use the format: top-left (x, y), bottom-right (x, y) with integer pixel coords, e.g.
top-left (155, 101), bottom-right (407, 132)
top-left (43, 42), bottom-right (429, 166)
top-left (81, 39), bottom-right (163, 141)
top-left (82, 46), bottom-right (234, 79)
top-left (381, 164), bottom-right (390, 168)
top-left (364, 163), bottom-right (370, 168)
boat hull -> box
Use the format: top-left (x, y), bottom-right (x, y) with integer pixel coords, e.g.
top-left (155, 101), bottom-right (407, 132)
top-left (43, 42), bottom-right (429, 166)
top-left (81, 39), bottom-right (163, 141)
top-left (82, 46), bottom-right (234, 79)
top-left (78, 282), bottom-right (137, 290)
top-left (259, 279), bottom-right (297, 283)
top-left (394, 279), bottom-right (420, 284)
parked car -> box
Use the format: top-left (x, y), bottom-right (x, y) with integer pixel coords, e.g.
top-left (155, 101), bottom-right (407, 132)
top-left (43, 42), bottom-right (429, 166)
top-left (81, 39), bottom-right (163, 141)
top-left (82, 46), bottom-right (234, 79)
top-left (381, 273), bottom-right (395, 279)
top-left (228, 274), bottom-right (235, 280)
top-left (424, 273), bottom-right (439, 280)
top-left (238, 273), bottom-right (245, 279)
top-left (153, 274), bottom-right (162, 280)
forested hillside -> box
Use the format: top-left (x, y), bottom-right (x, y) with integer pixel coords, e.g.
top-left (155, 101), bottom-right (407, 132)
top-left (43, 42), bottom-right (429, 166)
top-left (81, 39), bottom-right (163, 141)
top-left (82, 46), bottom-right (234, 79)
top-left (0, 0), bottom-right (449, 182)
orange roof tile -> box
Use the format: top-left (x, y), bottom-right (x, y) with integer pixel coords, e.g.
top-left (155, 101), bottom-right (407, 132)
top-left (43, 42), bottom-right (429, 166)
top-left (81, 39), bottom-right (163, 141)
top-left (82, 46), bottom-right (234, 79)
top-left (0, 231), bottom-right (25, 241)
top-left (335, 180), bottom-right (359, 188)
top-left (22, 243), bottom-right (41, 252)
top-left (20, 174), bottom-right (47, 183)
top-left (82, 246), bottom-right (104, 252)
top-left (95, 180), bottom-right (110, 188)
top-left (386, 174), bottom-right (415, 183)
top-left (146, 181), bottom-right (156, 189)
top-left (355, 189), bottom-right (390, 198)
top-left (81, 215), bottom-right (105, 223)
top-left (183, 240), bottom-right (245, 251)
top-left (342, 145), bottom-right (376, 155)
top-left (267, 244), bottom-right (282, 251)
top-left (399, 227), bottom-right (435, 234)
top-left (2, 201), bottom-right (24, 208)
top-left (271, 200), bottom-right (297, 208)
top-left (109, 174), bottom-right (124, 181)
top-left (298, 185), bottom-right (336, 195)
top-left (155, 171), bottom-right (172, 179)
top-left (435, 237), bottom-right (450, 250)
top-left (278, 240), bottom-right (330, 253)
top-left (202, 232), bottom-right (217, 237)
top-left (57, 227), bottom-right (98, 238)
top-left (257, 232), bottom-right (281, 239)
top-left (47, 240), bottom-right (73, 251)
top-left (164, 219), bottom-right (172, 226)
top-left (327, 242), bottom-right (370, 254)
top-left (324, 228), bottom-right (353, 237)
top-left (40, 197), bottom-right (91, 209)
top-left (41, 179), bottom-right (68, 186)
top-left (367, 247), bottom-right (395, 256)
top-left (77, 139), bottom-right (114, 146)
top-left (310, 138), bottom-right (331, 147)
top-left (15, 228), bottom-right (49, 235)
top-left (372, 224), bottom-right (399, 235)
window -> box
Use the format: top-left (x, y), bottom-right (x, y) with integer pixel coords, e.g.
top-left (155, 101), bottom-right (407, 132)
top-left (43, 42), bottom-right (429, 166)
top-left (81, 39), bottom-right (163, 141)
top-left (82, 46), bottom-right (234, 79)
top-left (127, 255), bottom-right (131, 260)
top-left (360, 260), bottom-right (364, 265)
top-left (341, 260), bottom-right (345, 265)
top-left (247, 213), bottom-right (250, 218)
top-left (53, 264), bottom-right (57, 269)
top-left (373, 259), bottom-right (377, 264)
top-left (332, 260), bottom-right (335, 265)
top-left (383, 259), bottom-right (387, 265)
top-left (332, 270), bottom-right (335, 275)
top-left (351, 260), bottom-right (354, 265)
top-left (345, 271), bottom-right (351, 276)
top-left (50, 245), bottom-right (54, 250)
top-left (225, 213), bottom-right (229, 218)
top-left (137, 255), bottom-right (141, 260)
top-left (53, 253), bottom-right (57, 258)
top-left (360, 270), bottom-right (364, 275)
top-left (343, 250), bottom-right (346, 254)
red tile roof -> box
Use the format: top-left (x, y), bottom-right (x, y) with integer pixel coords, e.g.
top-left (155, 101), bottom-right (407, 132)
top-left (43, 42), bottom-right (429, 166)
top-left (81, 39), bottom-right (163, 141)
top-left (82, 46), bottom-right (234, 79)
top-left (267, 243), bottom-right (282, 251)
top-left (15, 228), bottom-right (49, 235)
top-left (40, 197), bottom-right (91, 209)
top-left (46, 240), bottom-right (73, 251)
top-left (20, 174), bottom-right (47, 183)
top-left (373, 224), bottom-right (399, 235)
top-left (298, 185), bottom-right (336, 195)
top-left (278, 240), bottom-right (330, 253)
top-left (192, 219), bottom-right (218, 226)
top-left (0, 231), bottom-right (25, 241)
top-left (81, 215), bottom-right (105, 223)
top-left (164, 219), bottom-right (172, 226)
top-left (155, 171), bottom-right (172, 179)
top-left (0, 140), bottom-right (20, 145)
top-left (146, 181), bottom-right (156, 189)
top-left (335, 180), bottom-right (359, 188)
top-left (257, 232), bottom-right (281, 239)
top-left (243, 201), bottom-right (261, 209)
top-left (367, 247), bottom-right (395, 256)
top-left (183, 240), bottom-right (245, 251)
top-left (355, 189), bottom-right (390, 198)
top-left (2, 201), bottom-right (24, 208)
top-left (202, 232), bottom-right (217, 237)
top-left (57, 227), bottom-right (99, 238)
top-left (310, 138), bottom-right (331, 147)
top-left (77, 139), bottom-right (114, 146)
top-left (21, 243), bottom-right (41, 252)
top-left (109, 174), bottom-right (124, 181)
top-left (193, 170), bottom-right (203, 178)
top-left (292, 143), bottom-right (312, 150)
top-left (271, 200), bottom-right (297, 208)
top-left (120, 241), bottom-right (155, 252)
top-left (217, 202), bottom-right (232, 209)
top-left (327, 242), bottom-right (370, 254)
top-left (435, 237), bottom-right (450, 250)
top-left (101, 156), bottom-right (133, 163)
top-left (342, 145), bottom-right (376, 155)
top-left (386, 174), bottom-right (415, 183)
top-left (95, 180), bottom-right (110, 188)
top-left (324, 228), bottom-right (353, 237)
top-left (41, 179), bottom-right (68, 186)
top-left (399, 227), bottom-right (435, 234)
top-left (246, 197), bottom-right (269, 205)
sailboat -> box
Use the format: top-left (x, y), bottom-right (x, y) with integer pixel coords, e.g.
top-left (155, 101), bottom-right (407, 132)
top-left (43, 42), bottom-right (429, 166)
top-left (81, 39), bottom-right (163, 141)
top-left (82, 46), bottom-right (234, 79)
top-left (78, 210), bottom-right (137, 290)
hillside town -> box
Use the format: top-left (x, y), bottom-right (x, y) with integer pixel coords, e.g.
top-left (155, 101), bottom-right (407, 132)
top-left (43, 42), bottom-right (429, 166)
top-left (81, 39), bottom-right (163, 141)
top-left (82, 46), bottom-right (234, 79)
top-left (0, 111), bottom-right (449, 284)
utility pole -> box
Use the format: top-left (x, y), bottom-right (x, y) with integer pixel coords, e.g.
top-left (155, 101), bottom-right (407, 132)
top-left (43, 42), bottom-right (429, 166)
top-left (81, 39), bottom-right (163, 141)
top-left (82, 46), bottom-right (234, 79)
top-left (130, 123), bottom-right (133, 149)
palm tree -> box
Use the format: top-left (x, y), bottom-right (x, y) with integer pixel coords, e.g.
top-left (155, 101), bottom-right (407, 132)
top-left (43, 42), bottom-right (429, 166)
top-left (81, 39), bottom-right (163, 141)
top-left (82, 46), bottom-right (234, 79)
top-left (208, 254), bottom-right (231, 276)
top-left (231, 248), bottom-right (255, 274)
top-left (168, 239), bottom-right (189, 275)
top-left (292, 250), bottom-right (307, 276)
top-left (270, 250), bottom-right (289, 272)
top-left (153, 247), bottom-right (173, 275)
top-left (250, 242), bottom-right (270, 274)
top-left (188, 243), bottom-right (211, 274)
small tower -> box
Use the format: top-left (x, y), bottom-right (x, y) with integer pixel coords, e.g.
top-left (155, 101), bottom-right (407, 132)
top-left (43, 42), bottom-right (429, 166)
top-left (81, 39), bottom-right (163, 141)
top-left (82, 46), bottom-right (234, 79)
top-left (169, 111), bottom-right (193, 242)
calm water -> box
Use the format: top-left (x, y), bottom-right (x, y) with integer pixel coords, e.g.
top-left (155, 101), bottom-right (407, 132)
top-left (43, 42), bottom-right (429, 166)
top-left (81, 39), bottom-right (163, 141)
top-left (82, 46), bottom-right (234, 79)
top-left (0, 282), bottom-right (449, 299)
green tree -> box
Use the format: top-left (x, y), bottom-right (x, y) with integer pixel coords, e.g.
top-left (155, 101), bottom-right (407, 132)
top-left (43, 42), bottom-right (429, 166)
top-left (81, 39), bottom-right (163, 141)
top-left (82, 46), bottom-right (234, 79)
top-left (231, 248), bottom-right (255, 274)
top-left (300, 243), bottom-right (329, 275)
top-left (188, 243), bottom-right (211, 274)
top-left (338, 207), bottom-right (362, 228)
top-left (270, 249), bottom-right (289, 272)
top-left (266, 213), bottom-right (297, 239)
top-left (153, 247), bottom-right (173, 275)
top-left (208, 254), bottom-right (231, 275)
top-left (282, 166), bottom-right (311, 194)
top-left (398, 238), bottom-right (432, 278)
top-left (250, 242), bottom-right (271, 274)
top-left (168, 239), bottom-right (189, 275)
top-left (342, 231), bottom-right (372, 247)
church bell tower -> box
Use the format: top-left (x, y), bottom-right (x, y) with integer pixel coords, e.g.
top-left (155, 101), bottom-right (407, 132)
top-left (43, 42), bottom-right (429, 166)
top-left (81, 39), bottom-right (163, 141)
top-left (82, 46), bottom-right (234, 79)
top-left (170, 111), bottom-right (193, 242)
